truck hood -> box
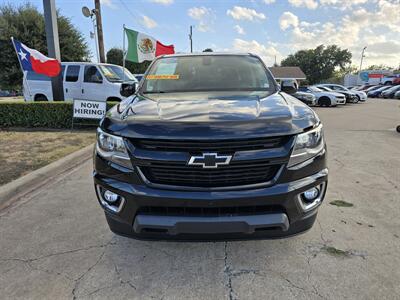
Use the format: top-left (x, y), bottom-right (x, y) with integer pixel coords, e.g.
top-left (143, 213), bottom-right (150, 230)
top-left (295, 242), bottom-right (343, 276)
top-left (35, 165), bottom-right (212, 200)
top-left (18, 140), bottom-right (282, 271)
top-left (101, 92), bottom-right (319, 140)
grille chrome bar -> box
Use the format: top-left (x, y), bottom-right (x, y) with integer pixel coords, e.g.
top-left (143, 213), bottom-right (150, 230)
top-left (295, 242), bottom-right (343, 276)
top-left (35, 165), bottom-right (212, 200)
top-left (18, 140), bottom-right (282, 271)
top-left (130, 136), bottom-right (289, 152)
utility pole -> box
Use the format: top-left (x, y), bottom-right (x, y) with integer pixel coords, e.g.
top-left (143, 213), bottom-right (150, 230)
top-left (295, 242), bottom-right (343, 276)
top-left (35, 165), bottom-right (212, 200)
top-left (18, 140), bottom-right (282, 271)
top-left (94, 0), bottom-right (105, 63)
top-left (43, 0), bottom-right (64, 101)
top-left (189, 25), bottom-right (193, 53)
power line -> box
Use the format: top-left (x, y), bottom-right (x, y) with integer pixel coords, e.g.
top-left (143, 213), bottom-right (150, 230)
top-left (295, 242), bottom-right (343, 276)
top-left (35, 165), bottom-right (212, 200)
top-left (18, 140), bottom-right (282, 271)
top-left (117, 0), bottom-right (146, 31)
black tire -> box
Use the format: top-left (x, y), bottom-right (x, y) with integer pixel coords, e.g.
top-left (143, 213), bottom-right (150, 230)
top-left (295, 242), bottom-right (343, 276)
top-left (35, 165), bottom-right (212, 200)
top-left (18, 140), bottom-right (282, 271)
top-left (34, 94), bottom-right (48, 101)
top-left (354, 95), bottom-right (360, 103)
top-left (397, 125), bottom-right (400, 133)
top-left (319, 96), bottom-right (331, 107)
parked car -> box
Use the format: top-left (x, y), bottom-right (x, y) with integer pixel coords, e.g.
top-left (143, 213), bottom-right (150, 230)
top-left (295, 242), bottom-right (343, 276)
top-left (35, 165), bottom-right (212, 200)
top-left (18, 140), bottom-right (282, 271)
top-left (394, 77), bottom-right (400, 85)
top-left (293, 91), bottom-right (317, 106)
top-left (394, 90), bottom-right (400, 99)
top-left (353, 84), bottom-right (375, 91)
top-left (23, 62), bottom-right (138, 102)
top-left (0, 90), bottom-right (11, 97)
top-left (381, 85), bottom-right (400, 98)
top-left (382, 75), bottom-right (400, 85)
top-left (364, 85), bottom-right (382, 93)
top-left (94, 53), bottom-right (328, 240)
top-left (298, 86), bottom-right (345, 106)
top-left (368, 85), bottom-right (392, 98)
top-left (315, 84), bottom-right (359, 103)
top-left (323, 84), bottom-right (368, 102)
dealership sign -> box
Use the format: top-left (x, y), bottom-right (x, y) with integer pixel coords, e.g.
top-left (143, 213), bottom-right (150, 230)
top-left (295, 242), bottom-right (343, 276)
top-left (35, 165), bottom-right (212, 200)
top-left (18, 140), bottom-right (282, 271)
top-left (73, 99), bottom-right (106, 119)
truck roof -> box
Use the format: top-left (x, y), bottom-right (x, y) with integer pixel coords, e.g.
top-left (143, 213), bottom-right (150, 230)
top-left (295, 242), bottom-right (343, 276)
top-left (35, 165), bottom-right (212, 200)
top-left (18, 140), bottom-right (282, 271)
top-left (160, 52), bottom-right (254, 58)
top-left (60, 62), bottom-right (121, 66)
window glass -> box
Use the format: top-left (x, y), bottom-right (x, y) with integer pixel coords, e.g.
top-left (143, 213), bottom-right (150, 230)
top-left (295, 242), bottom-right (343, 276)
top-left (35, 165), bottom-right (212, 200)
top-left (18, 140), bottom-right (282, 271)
top-left (142, 55), bottom-right (274, 94)
top-left (309, 86), bottom-right (322, 92)
top-left (66, 65), bottom-right (80, 82)
top-left (98, 65), bottom-right (136, 82)
top-left (27, 66), bottom-right (65, 81)
top-left (84, 66), bottom-right (103, 83)
top-left (27, 71), bottom-right (51, 81)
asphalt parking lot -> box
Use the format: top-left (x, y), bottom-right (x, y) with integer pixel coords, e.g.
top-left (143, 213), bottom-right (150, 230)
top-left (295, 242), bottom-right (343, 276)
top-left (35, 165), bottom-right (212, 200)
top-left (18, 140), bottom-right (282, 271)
top-left (1, 99), bottom-right (399, 299)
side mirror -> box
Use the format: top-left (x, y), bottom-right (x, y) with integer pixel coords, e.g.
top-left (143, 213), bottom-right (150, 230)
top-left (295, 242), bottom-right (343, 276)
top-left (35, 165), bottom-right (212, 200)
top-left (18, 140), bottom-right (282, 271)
top-left (120, 82), bottom-right (137, 97)
top-left (281, 80), bottom-right (298, 94)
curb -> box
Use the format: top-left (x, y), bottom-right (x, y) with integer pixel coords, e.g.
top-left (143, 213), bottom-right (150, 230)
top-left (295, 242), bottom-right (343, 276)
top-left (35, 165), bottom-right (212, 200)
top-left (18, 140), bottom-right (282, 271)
top-left (0, 144), bottom-right (94, 208)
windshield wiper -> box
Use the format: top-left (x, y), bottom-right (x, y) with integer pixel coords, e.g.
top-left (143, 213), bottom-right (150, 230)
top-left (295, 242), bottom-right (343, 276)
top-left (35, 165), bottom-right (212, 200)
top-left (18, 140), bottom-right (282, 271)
top-left (143, 90), bottom-right (167, 94)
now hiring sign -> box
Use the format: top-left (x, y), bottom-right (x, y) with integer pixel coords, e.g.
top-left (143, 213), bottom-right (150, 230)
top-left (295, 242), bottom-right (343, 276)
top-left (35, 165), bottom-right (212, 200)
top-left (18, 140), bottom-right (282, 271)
top-left (73, 100), bottom-right (107, 120)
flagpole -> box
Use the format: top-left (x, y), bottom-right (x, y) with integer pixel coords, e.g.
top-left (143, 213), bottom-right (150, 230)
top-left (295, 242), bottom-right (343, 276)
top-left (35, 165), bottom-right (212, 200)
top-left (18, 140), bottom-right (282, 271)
top-left (11, 37), bottom-right (32, 101)
top-left (122, 24), bottom-right (126, 82)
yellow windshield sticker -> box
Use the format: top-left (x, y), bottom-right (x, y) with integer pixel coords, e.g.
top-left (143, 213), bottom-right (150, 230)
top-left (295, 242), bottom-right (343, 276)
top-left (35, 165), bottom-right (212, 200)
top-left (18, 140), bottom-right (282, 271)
top-left (146, 74), bottom-right (179, 80)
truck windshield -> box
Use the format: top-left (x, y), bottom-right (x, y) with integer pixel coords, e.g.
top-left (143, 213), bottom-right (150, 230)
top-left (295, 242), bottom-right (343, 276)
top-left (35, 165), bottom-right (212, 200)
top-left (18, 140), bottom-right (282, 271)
top-left (141, 55), bottom-right (275, 95)
top-left (99, 65), bottom-right (136, 82)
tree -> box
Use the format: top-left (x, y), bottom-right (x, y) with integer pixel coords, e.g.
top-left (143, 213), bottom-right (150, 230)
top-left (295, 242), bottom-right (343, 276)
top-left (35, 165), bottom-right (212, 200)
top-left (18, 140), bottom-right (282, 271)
top-left (281, 45), bottom-right (352, 84)
top-left (106, 47), bottom-right (150, 74)
top-left (366, 64), bottom-right (392, 71)
top-left (0, 3), bottom-right (90, 89)
top-left (203, 48), bottom-right (213, 52)
top-left (324, 65), bottom-right (358, 84)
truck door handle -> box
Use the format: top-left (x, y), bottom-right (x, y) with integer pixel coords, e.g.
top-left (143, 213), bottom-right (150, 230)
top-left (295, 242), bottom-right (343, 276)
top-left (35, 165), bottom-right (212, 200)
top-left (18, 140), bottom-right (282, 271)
top-left (65, 88), bottom-right (68, 93)
top-left (82, 89), bottom-right (84, 94)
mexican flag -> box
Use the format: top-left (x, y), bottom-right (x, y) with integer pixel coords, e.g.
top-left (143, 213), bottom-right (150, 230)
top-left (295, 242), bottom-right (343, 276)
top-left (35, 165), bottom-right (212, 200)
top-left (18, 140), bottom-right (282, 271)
top-left (125, 28), bottom-right (175, 63)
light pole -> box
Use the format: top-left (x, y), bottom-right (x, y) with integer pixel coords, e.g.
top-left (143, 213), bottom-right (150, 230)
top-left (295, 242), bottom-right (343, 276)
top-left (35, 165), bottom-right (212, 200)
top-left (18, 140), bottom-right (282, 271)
top-left (359, 46), bottom-right (367, 73)
top-left (189, 25), bottom-right (193, 53)
top-left (358, 46), bottom-right (367, 84)
top-left (82, 6), bottom-right (100, 62)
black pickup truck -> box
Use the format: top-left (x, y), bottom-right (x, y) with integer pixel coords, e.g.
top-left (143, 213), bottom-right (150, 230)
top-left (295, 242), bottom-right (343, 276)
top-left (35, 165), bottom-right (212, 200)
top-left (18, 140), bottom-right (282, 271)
top-left (93, 53), bottom-right (328, 240)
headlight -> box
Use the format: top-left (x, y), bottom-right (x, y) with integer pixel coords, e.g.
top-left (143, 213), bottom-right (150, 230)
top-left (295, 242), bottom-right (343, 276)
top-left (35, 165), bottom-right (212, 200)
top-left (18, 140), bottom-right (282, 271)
top-left (288, 124), bottom-right (325, 168)
top-left (96, 128), bottom-right (132, 169)
top-left (306, 95), bottom-right (315, 101)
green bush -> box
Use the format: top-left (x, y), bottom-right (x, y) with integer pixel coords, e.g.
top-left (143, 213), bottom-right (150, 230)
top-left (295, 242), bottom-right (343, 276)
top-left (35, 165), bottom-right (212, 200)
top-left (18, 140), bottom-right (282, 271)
top-left (0, 101), bottom-right (118, 128)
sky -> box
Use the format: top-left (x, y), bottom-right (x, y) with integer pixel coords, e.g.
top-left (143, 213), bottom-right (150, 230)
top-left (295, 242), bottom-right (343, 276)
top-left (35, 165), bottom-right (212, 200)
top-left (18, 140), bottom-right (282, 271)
top-left (5, 0), bottom-right (400, 68)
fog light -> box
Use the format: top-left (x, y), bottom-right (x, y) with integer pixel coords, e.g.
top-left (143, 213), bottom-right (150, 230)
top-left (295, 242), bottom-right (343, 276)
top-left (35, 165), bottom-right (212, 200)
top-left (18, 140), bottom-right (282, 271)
top-left (104, 190), bottom-right (119, 203)
top-left (303, 187), bottom-right (320, 202)
top-left (96, 185), bottom-right (125, 213)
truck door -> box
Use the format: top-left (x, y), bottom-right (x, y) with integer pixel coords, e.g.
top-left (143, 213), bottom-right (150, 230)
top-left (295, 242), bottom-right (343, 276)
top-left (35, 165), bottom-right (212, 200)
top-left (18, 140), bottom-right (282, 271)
top-left (81, 65), bottom-right (105, 101)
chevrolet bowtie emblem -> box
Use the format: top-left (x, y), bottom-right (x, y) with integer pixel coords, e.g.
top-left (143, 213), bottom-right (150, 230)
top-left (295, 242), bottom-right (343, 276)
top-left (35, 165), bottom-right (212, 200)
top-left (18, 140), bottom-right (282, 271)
top-left (188, 153), bottom-right (232, 169)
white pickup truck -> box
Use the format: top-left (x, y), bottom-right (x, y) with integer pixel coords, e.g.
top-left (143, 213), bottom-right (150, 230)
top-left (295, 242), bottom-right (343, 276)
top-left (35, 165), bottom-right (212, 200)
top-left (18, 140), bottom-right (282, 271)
top-left (23, 62), bottom-right (137, 102)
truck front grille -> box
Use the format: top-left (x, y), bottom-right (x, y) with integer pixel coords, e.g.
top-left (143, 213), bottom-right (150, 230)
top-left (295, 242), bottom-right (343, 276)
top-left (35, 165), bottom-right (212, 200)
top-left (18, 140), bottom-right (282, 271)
top-left (139, 160), bottom-right (281, 188)
top-left (130, 136), bottom-right (291, 189)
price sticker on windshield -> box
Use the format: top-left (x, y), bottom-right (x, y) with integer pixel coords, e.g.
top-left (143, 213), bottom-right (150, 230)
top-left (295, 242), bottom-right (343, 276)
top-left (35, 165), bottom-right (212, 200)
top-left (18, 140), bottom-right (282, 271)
top-left (146, 74), bottom-right (179, 80)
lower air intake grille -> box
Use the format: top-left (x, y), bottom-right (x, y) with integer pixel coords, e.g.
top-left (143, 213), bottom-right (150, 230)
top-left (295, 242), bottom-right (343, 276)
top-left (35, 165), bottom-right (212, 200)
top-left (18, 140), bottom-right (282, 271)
top-left (137, 205), bottom-right (285, 217)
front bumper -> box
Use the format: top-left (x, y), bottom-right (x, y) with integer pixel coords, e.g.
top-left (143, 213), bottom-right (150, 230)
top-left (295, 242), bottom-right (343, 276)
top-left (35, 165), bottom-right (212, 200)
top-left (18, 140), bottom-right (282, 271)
top-left (336, 97), bottom-right (346, 105)
top-left (93, 150), bottom-right (328, 241)
top-left (358, 94), bottom-right (367, 101)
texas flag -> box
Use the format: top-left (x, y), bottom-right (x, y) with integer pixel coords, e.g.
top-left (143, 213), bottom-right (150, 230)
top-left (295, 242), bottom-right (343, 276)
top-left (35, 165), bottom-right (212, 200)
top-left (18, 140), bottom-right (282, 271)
top-left (11, 38), bottom-right (61, 77)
